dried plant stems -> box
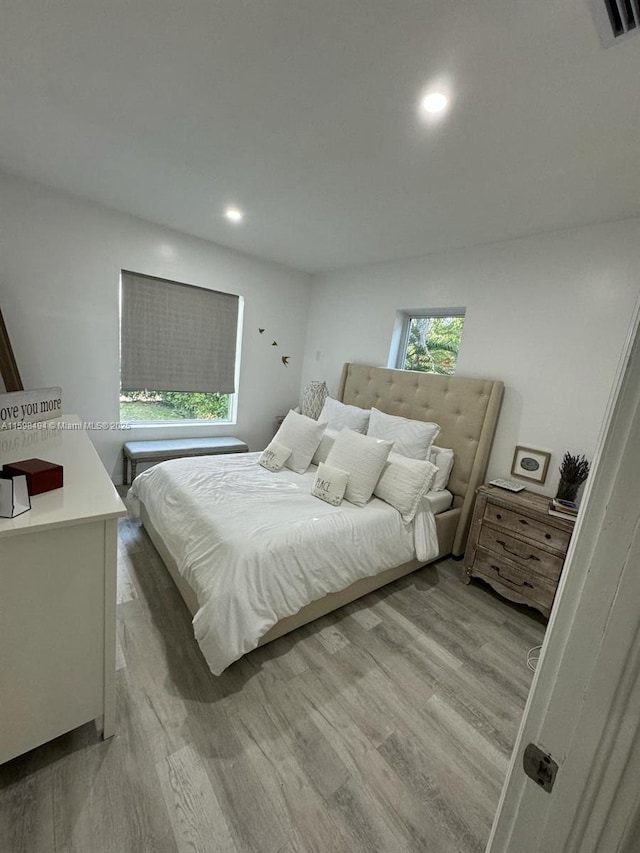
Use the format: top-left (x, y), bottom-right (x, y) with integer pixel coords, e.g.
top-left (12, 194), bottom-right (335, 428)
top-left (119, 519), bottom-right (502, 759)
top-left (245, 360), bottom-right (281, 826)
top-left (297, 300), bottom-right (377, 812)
top-left (559, 452), bottom-right (590, 484)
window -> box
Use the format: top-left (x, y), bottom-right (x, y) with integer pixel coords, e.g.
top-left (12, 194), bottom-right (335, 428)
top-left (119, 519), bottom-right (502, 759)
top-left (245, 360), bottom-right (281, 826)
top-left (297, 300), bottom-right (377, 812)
top-left (393, 309), bottom-right (465, 376)
top-left (119, 271), bottom-right (241, 423)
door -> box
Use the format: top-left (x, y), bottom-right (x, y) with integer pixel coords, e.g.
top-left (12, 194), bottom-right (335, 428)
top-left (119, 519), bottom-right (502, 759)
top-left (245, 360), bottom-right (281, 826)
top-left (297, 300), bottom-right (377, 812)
top-left (487, 300), bottom-right (640, 853)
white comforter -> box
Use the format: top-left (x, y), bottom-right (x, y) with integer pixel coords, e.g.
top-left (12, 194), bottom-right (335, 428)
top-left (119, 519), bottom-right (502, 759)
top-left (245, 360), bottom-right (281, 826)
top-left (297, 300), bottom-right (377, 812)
top-left (129, 452), bottom-right (438, 674)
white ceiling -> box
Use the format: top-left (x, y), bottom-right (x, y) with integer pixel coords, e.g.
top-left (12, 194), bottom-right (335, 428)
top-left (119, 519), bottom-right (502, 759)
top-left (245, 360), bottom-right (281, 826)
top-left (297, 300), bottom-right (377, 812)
top-left (1, 0), bottom-right (639, 273)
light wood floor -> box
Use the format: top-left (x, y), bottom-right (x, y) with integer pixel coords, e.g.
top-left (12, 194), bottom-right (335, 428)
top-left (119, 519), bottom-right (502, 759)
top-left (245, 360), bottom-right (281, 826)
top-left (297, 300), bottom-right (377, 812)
top-left (1, 517), bottom-right (545, 853)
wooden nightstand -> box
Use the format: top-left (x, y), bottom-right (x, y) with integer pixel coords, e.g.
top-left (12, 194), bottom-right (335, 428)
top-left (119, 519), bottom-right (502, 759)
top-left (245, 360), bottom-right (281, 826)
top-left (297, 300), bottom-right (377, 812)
top-left (463, 485), bottom-right (574, 618)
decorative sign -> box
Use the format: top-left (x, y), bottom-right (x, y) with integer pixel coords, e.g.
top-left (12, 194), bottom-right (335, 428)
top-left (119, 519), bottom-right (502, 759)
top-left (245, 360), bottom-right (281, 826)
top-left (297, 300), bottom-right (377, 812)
top-left (0, 387), bottom-right (63, 428)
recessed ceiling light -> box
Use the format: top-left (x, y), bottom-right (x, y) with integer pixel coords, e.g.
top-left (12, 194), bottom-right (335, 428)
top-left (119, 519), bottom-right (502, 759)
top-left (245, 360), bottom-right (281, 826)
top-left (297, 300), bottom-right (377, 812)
top-left (420, 92), bottom-right (449, 115)
top-left (224, 206), bottom-right (244, 224)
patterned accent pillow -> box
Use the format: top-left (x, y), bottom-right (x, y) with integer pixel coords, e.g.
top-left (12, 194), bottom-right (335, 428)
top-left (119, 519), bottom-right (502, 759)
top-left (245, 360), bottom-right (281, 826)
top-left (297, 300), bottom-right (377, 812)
top-left (311, 462), bottom-right (349, 506)
top-left (325, 429), bottom-right (393, 507)
top-left (367, 407), bottom-right (440, 460)
top-left (258, 441), bottom-right (292, 472)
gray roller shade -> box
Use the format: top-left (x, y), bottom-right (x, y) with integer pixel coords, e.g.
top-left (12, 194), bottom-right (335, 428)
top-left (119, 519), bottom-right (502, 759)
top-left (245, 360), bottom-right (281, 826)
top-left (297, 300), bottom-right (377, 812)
top-left (121, 272), bottom-right (239, 394)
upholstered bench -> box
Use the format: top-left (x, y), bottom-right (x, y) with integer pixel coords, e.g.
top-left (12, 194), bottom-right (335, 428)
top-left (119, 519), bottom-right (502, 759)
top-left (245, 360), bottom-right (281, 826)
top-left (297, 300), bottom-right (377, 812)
top-left (123, 436), bottom-right (248, 484)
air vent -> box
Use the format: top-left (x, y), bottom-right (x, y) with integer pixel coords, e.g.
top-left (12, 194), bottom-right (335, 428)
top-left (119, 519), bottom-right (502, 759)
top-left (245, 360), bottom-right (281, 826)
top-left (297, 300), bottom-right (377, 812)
top-left (590, 0), bottom-right (640, 46)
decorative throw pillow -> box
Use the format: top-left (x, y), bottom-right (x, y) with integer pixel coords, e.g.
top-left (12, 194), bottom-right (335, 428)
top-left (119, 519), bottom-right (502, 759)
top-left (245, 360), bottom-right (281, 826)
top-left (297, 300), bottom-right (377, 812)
top-left (311, 462), bottom-right (349, 507)
top-left (300, 380), bottom-right (328, 420)
top-left (430, 446), bottom-right (455, 491)
top-left (318, 397), bottom-right (370, 433)
top-left (325, 429), bottom-right (393, 507)
top-left (311, 427), bottom-right (340, 466)
top-left (258, 441), bottom-right (292, 472)
top-left (273, 410), bottom-right (327, 474)
top-left (367, 407), bottom-right (440, 460)
top-left (374, 452), bottom-right (438, 522)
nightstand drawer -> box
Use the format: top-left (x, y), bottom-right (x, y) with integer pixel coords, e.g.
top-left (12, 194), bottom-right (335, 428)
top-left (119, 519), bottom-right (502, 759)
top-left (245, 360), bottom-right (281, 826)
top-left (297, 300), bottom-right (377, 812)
top-left (473, 547), bottom-right (555, 613)
top-left (478, 526), bottom-right (564, 582)
top-left (484, 503), bottom-right (570, 552)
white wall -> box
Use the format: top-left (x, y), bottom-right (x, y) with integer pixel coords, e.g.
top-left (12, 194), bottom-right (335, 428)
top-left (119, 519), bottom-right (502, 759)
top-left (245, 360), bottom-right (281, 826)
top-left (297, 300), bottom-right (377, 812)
top-left (302, 220), bottom-right (640, 497)
top-left (0, 172), bottom-right (312, 480)
top-left (2, 169), bottom-right (638, 496)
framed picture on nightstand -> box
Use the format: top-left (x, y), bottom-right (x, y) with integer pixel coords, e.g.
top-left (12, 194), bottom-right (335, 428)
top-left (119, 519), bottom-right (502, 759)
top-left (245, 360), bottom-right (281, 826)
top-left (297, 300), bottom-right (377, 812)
top-left (511, 445), bottom-right (551, 484)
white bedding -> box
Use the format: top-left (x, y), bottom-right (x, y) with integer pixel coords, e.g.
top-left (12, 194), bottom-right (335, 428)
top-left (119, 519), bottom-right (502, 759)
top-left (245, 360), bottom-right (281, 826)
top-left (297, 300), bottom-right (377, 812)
top-left (130, 452), bottom-right (439, 674)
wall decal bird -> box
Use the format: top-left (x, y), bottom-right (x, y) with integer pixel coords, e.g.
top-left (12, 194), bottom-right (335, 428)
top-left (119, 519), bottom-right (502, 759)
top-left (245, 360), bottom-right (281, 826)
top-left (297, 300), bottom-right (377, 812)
top-left (281, 356), bottom-right (290, 366)
top-left (258, 328), bottom-right (265, 334)
top-left (272, 341), bottom-right (278, 346)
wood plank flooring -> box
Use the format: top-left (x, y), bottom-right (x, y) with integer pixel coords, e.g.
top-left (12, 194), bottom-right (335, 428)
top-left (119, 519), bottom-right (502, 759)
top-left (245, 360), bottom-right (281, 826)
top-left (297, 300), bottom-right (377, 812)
top-left (0, 517), bottom-right (545, 853)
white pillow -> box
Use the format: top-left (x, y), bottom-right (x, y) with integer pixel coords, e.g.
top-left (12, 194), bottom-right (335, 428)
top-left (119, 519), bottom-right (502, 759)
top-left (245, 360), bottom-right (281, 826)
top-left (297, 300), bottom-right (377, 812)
top-left (430, 446), bottom-right (455, 491)
top-left (374, 452), bottom-right (438, 523)
top-left (325, 429), bottom-right (393, 507)
top-left (273, 410), bottom-right (327, 474)
top-left (258, 441), bottom-right (292, 472)
top-left (367, 407), bottom-right (440, 460)
top-left (311, 462), bottom-right (349, 507)
top-left (311, 427), bottom-right (340, 466)
top-left (318, 397), bottom-right (370, 433)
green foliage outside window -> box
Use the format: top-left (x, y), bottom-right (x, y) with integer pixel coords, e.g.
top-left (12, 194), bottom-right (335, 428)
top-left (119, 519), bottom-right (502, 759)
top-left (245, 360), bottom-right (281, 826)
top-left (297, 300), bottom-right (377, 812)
top-left (403, 316), bottom-right (464, 375)
top-left (159, 392), bottom-right (229, 419)
top-left (120, 390), bottom-right (229, 422)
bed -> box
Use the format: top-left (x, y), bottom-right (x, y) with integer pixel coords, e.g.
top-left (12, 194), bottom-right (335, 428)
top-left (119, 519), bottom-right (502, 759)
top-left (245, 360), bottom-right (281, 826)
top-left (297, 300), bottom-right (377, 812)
top-left (132, 363), bottom-right (504, 673)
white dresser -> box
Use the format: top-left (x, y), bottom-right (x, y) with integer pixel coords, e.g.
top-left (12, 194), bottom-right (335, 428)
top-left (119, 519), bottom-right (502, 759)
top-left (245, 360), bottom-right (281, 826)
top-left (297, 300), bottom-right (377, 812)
top-left (0, 417), bottom-right (126, 764)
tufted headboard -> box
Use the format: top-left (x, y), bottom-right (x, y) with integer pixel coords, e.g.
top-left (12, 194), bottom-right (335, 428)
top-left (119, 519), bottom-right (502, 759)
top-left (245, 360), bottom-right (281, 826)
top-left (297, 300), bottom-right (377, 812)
top-left (337, 362), bottom-right (504, 556)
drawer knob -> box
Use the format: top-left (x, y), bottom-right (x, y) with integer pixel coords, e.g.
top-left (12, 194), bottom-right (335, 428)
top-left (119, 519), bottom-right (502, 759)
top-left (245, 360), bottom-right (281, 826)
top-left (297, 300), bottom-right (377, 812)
top-left (496, 513), bottom-right (502, 520)
top-left (496, 539), bottom-right (540, 561)
top-left (545, 533), bottom-right (551, 539)
top-left (491, 564), bottom-right (534, 589)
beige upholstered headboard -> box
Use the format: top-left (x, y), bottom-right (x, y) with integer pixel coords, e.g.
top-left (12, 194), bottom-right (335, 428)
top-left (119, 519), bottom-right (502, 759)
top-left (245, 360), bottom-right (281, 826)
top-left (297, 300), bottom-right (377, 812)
top-left (338, 363), bottom-right (504, 556)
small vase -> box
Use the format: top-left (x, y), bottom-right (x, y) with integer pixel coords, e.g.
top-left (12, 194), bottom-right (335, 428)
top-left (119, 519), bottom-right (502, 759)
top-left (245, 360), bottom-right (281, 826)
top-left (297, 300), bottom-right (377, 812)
top-left (301, 380), bottom-right (328, 420)
top-left (556, 478), bottom-right (579, 502)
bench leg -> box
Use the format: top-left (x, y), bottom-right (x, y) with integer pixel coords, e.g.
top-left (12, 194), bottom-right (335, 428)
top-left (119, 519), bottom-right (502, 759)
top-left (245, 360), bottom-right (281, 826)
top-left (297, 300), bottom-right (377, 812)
top-left (123, 455), bottom-right (129, 486)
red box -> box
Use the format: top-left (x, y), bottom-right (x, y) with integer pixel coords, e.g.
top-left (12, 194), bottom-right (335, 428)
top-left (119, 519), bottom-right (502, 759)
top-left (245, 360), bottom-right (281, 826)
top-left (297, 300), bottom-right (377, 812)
top-left (2, 458), bottom-right (64, 496)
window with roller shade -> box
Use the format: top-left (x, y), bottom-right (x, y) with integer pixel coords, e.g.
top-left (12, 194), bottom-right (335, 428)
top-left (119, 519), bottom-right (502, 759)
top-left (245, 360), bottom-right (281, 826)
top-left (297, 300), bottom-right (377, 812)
top-left (119, 271), bottom-right (241, 423)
